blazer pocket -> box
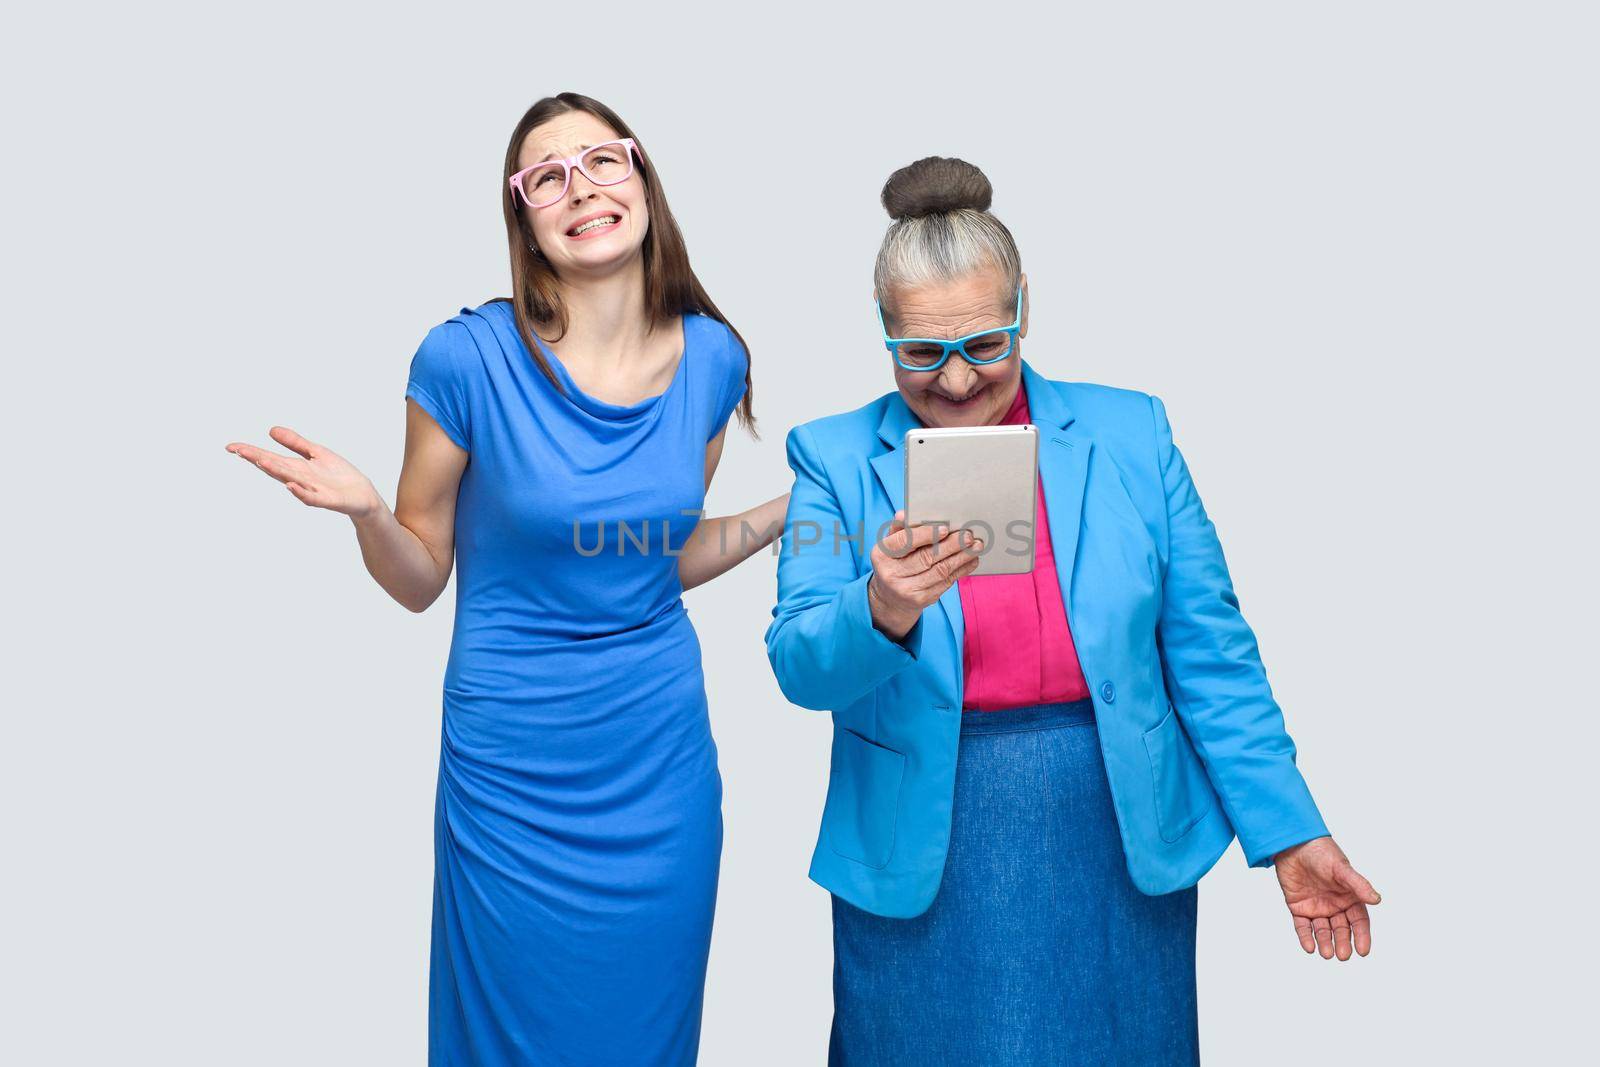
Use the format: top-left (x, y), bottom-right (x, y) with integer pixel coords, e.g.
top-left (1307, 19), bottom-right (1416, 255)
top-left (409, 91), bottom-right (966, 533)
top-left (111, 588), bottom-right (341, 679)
top-left (1142, 704), bottom-right (1212, 843)
top-left (825, 728), bottom-right (907, 869)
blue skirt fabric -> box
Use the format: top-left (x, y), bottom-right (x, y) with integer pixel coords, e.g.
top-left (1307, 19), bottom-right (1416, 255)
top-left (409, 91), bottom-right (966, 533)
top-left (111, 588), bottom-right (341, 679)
top-left (829, 700), bottom-right (1200, 1066)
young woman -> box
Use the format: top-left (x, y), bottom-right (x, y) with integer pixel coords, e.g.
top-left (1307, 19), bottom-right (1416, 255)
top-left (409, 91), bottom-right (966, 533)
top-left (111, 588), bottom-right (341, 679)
top-left (227, 93), bottom-right (787, 1066)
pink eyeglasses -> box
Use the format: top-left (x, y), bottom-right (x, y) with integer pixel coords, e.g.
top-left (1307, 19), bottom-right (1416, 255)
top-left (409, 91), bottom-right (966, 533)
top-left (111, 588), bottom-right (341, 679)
top-left (508, 139), bottom-right (643, 210)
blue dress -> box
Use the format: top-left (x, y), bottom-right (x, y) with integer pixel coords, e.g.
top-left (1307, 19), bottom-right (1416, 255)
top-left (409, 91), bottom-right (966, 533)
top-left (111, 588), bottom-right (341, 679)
top-left (404, 299), bottom-right (748, 1066)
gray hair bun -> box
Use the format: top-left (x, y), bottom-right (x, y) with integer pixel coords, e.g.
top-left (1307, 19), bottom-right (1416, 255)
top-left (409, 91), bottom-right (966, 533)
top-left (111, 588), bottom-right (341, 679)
top-left (881, 157), bottom-right (993, 220)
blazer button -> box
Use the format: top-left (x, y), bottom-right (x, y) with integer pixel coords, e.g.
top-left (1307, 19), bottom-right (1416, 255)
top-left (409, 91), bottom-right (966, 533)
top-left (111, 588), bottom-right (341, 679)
top-left (1100, 681), bottom-right (1116, 703)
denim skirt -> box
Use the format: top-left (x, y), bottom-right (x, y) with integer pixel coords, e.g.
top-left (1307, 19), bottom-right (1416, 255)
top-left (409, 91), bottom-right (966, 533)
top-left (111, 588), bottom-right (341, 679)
top-left (829, 700), bottom-right (1199, 1066)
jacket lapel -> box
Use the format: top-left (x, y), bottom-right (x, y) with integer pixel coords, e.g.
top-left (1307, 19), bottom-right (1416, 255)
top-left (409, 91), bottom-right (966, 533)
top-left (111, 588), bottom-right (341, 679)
top-left (1020, 360), bottom-right (1091, 620)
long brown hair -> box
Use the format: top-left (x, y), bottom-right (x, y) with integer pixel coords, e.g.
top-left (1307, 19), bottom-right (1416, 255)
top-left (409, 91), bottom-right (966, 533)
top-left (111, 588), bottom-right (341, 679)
top-left (498, 93), bottom-right (755, 435)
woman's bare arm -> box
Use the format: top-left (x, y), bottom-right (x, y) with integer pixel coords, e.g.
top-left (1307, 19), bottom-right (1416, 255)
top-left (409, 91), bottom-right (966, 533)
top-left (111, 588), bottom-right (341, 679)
top-left (676, 426), bottom-right (789, 592)
top-left (225, 399), bottom-right (467, 612)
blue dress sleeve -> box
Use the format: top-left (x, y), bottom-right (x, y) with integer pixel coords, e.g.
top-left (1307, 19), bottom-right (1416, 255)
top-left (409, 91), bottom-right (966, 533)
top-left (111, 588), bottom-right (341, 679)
top-left (405, 320), bottom-right (474, 451)
top-left (707, 322), bottom-right (749, 442)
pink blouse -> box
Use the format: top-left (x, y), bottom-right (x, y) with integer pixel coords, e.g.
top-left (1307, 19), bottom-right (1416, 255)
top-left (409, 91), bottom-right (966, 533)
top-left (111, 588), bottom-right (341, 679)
top-left (956, 382), bottom-right (1092, 711)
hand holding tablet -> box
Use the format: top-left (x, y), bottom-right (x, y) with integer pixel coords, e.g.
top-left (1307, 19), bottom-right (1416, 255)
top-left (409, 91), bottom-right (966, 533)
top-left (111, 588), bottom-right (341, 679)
top-left (867, 511), bottom-right (985, 641)
top-left (903, 424), bottom-right (1039, 577)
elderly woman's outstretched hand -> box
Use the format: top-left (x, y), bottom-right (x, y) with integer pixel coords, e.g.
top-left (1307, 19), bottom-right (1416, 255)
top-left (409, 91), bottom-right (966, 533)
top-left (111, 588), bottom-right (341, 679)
top-left (1272, 836), bottom-right (1381, 960)
top-left (867, 510), bottom-right (984, 641)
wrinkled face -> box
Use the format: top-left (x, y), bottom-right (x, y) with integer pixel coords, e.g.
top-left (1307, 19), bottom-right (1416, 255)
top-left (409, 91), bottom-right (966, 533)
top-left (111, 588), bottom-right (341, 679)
top-left (515, 111), bottom-right (650, 278)
top-left (882, 269), bottom-right (1028, 428)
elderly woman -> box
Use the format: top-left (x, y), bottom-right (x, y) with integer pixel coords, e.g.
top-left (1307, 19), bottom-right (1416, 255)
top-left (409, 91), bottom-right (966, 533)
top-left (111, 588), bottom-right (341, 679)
top-left (765, 157), bottom-right (1380, 1064)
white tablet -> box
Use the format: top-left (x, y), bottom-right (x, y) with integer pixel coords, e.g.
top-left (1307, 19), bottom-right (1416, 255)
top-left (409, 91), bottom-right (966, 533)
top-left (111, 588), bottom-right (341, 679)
top-left (903, 424), bottom-right (1039, 577)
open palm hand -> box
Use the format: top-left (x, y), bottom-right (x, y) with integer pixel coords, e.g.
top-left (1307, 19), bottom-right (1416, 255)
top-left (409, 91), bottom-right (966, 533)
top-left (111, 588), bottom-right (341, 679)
top-left (1273, 836), bottom-right (1381, 961)
top-left (226, 426), bottom-right (382, 518)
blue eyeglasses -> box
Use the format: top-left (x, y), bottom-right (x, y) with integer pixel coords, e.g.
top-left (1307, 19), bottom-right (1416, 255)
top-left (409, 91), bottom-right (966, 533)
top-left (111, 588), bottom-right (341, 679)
top-left (877, 288), bottom-right (1024, 372)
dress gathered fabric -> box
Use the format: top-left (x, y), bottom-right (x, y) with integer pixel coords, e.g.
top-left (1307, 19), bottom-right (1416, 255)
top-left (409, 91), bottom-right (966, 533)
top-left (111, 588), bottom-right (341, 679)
top-left (405, 299), bottom-right (747, 1067)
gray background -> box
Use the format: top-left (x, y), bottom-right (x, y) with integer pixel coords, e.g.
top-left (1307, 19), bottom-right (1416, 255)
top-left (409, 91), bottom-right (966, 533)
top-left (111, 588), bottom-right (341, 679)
top-left (6, 1), bottom-right (1595, 1062)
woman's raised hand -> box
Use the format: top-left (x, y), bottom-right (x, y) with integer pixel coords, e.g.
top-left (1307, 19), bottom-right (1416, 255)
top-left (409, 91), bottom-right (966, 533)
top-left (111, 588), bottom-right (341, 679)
top-left (226, 427), bottom-right (384, 519)
top-left (1272, 836), bottom-right (1382, 960)
top-left (867, 510), bottom-right (984, 641)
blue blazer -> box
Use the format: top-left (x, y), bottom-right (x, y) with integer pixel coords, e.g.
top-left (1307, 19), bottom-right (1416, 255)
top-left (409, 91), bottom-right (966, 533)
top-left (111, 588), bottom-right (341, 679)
top-left (764, 360), bottom-right (1329, 918)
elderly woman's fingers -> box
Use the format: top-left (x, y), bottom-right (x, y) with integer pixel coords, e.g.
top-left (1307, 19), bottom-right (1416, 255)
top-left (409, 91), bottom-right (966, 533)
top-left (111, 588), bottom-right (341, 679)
top-left (1348, 904), bottom-right (1373, 956)
top-left (901, 542), bottom-right (943, 583)
top-left (878, 519), bottom-right (940, 561)
top-left (871, 522), bottom-right (987, 622)
top-left (940, 529), bottom-right (985, 566)
top-left (878, 511), bottom-right (910, 548)
top-left (909, 537), bottom-right (984, 597)
top-left (1312, 916), bottom-right (1335, 959)
top-left (917, 536), bottom-right (979, 579)
top-left (1339, 864), bottom-right (1382, 906)
top-left (1292, 915), bottom-right (1316, 954)
top-left (881, 521), bottom-right (976, 567)
top-left (1331, 912), bottom-right (1353, 961)
top-left (909, 529), bottom-right (982, 576)
top-left (951, 547), bottom-right (984, 580)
